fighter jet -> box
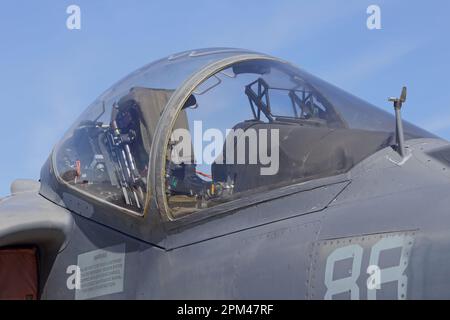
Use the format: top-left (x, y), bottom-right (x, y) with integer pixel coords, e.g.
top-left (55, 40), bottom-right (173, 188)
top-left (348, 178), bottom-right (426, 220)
top-left (0, 48), bottom-right (448, 300)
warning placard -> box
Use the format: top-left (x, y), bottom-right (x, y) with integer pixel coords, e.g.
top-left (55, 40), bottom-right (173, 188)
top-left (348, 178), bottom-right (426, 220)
top-left (75, 244), bottom-right (126, 300)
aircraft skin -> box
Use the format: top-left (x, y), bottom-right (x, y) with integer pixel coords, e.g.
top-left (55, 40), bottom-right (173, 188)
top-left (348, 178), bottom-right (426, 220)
top-left (1, 48), bottom-right (450, 300)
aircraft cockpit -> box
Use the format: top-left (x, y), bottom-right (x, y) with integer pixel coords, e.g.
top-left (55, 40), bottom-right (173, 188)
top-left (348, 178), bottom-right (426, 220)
top-left (51, 49), bottom-right (433, 219)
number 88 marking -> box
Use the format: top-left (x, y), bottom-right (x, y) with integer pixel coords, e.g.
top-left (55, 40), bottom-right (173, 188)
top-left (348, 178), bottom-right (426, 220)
top-left (324, 235), bottom-right (414, 300)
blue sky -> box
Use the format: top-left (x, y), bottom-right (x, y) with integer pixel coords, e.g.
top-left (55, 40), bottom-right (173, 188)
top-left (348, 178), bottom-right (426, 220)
top-left (0, 0), bottom-right (449, 196)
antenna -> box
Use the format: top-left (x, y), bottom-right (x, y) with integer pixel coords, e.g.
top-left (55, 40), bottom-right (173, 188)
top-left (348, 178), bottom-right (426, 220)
top-left (389, 86), bottom-right (407, 158)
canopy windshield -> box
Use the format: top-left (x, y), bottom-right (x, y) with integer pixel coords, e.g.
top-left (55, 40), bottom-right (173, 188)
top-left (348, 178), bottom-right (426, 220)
top-left (51, 49), bottom-right (434, 216)
top-left (53, 48), bottom-right (254, 214)
top-left (163, 59), bottom-right (435, 217)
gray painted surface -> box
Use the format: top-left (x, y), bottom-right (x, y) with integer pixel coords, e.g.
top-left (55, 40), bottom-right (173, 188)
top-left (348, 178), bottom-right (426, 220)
top-left (2, 137), bottom-right (449, 299)
top-left (1, 49), bottom-right (450, 299)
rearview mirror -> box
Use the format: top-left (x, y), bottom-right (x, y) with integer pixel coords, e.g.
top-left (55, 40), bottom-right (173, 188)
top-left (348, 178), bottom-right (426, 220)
top-left (400, 86), bottom-right (407, 103)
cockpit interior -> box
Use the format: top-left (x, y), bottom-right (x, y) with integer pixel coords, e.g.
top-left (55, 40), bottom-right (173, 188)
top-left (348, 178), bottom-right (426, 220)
top-left (53, 53), bottom-right (432, 218)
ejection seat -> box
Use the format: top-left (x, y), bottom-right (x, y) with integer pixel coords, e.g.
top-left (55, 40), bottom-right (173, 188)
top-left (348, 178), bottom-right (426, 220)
top-left (115, 87), bottom-right (175, 175)
top-left (212, 121), bottom-right (393, 193)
